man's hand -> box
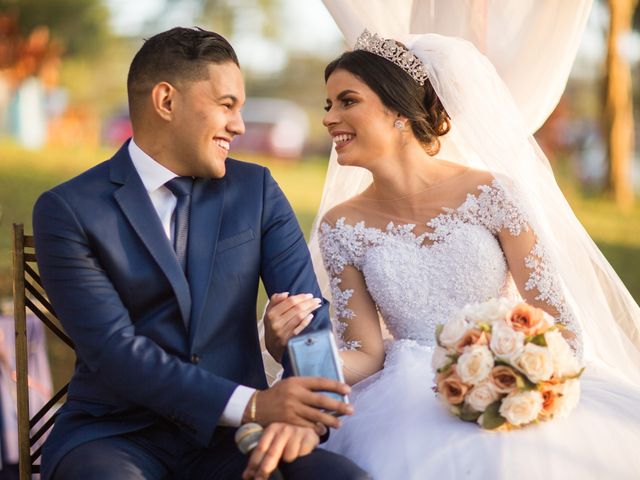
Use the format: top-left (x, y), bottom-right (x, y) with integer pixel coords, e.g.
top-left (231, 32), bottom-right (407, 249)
top-left (242, 377), bottom-right (352, 430)
top-left (242, 423), bottom-right (319, 480)
top-left (264, 293), bottom-right (323, 362)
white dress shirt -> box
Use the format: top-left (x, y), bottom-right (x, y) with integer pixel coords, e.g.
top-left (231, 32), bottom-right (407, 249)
top-left (128, 139), bottom-right (255, 427)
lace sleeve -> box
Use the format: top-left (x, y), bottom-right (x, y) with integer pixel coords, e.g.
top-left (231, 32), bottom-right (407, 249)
top-left (319, 218), bottom-right (367, 350)
top-left (476, 181), bottom-right (583, 356)
top-left (319, 218), bottom-right (386, 383)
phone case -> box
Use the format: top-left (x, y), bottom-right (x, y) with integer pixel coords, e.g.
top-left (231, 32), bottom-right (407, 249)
top-left (287, 329), bottom-right (349, 409)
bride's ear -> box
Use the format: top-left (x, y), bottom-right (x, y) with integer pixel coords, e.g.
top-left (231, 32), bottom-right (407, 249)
top-left (393, 113), bottom-right (408, 130)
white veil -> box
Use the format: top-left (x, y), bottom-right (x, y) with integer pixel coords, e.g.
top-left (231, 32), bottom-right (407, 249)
top-left (262, 1), bottom-right (640, 385)
top-left (307, 1), bottom-right (640, 383)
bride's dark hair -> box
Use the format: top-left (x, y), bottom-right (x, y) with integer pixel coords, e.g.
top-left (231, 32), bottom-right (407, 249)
top-left (325, 49), bottom-right (450, 155)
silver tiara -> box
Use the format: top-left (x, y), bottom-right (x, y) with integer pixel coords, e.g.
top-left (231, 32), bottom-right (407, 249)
top-left (353, 29), bottom-right (428, 85)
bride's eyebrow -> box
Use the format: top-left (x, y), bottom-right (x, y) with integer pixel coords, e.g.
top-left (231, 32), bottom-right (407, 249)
top-left (337, 89), bottom-right (358, 99)
top-left (325, 89), bottom-right (359, 105)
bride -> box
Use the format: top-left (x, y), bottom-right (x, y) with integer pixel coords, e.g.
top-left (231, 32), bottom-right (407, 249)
top-left (264, 30), bottom-right (640, 479)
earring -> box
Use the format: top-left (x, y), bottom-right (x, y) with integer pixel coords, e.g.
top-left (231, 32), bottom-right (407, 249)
top-left (394, 119), bottom-right (405, 129)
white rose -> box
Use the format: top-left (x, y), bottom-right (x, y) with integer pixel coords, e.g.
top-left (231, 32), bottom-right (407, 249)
top-left (457, 346), bottom-right (494, 385)
top-left (553, 379), bottom-right (581, 419)
top-left (545, 330), bottom-right (581, 377)
top-left (466, 381), bottom-right (499, 412)
top-left (516, 343), bottom-right (554, 383)
top-left (499, 390), bottom-right (544, 426)
top-left (490, 321), bottom-right (525, 363)
top-left (463, 298), bottom-right (517, 325)
top-left (431, 346), bottom-right (451, 373)
top-left (440, 315), bottom-right (470, 348)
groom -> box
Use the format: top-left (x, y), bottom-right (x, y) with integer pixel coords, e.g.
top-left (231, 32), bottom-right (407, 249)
top-left (33, 27), bottom-right (366, 479)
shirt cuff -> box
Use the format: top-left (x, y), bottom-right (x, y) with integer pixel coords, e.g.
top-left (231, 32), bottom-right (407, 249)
top-left (219, 385), bottom-right (256, 427)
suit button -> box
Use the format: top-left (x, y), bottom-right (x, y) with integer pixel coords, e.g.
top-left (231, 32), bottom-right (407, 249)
top-left (191, 353), bottom-right (200, 364)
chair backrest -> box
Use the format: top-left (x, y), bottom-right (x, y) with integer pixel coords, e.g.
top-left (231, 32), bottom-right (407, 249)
top-left (13, 223), bottom-right (74, 479)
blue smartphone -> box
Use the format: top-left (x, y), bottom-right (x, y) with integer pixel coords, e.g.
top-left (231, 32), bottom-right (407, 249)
top-left (287, 329), bottom-right (349, 413)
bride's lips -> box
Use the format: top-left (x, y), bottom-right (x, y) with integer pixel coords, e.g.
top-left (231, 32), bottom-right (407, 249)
top-left (332, 131), bottom-right (355, 151)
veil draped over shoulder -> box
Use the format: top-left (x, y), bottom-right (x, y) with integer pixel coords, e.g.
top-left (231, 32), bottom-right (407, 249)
top-left (262, 0), bottom-right (640, 385)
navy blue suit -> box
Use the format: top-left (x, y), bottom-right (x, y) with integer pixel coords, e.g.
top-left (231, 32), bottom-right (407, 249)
top-left (33, 141), bottom-right (364, 479)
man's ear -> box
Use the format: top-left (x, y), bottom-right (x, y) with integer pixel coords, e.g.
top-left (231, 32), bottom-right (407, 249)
top-left (151, 81), bottom-right (176, 121)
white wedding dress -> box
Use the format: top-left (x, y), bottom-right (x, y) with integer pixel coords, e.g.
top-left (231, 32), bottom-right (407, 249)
top-left (318, 178), bottom-right (640, 480)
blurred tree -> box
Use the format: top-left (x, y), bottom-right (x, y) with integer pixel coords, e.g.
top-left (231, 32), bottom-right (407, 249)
top-left (0, 0), bottom-right (110, 58)
top-left (604, 0), bottom-right (638, 208)
top-left (193, 0), bottom-right (280, 38)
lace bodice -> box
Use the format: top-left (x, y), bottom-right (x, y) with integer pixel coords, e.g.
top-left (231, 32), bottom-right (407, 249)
top-left (319, 180), bottom-right (582, 356)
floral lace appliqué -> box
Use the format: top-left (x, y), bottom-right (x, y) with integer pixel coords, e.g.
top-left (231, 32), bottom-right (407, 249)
top-left (318, 180), bottom-right (582, 357)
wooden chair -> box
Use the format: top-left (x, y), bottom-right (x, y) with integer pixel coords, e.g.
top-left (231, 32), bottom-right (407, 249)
top-left (13, 223), bottom-right (73, 479)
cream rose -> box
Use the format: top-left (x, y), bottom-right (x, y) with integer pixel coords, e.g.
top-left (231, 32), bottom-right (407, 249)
top-left (457, 346), bottom-right (494, 385)
top-left (553, 379), bottom-right (581, 419)
top-left (431, 346), bottom-right (451, 372)
top-left (463, 298), bottom-right (516, 324)
top-left (516, 343), bottom-right (554, 383)
top-left (465, 381), bottom-right (499, 412)
top-left (545, 330), bottom-right (581, 378)
top-left (439, 315), bottom-right (470, 348)
top-left (490, 321), bottom-right (525, 363)
top-left (499, 390), bottom-right (544, 426)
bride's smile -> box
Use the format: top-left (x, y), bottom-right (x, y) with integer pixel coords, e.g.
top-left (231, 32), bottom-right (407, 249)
top-left (323, 69), bottom-right (402, 168)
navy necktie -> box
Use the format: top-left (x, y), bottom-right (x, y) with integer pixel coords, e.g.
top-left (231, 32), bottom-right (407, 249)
top-left (165, 177), bottom-right (194, 273)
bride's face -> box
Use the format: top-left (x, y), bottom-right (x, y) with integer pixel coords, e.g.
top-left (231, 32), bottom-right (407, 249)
top-left (323, 69), bottom-right (398, 168)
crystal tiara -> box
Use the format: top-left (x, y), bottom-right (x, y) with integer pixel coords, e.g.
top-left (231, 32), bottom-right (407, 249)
top-left (353, 29), bottom-right (428, 85)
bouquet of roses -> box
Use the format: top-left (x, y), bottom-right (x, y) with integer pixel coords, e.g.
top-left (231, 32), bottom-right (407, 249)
top-left (432, 298), bottom-right (583, 430)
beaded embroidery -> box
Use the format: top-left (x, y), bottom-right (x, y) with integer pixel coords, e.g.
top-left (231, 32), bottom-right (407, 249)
top-left (319, 180), bottom-right (582, 357)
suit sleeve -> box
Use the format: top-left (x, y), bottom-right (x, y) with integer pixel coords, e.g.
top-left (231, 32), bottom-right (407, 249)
top-left (258, 169), bottom-right (332, 376)
top-left (33, 190), bottom-right (238, 446)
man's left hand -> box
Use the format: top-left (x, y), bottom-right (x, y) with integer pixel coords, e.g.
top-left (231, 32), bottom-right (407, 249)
top-left (242, 422), bottom-right (319, 480)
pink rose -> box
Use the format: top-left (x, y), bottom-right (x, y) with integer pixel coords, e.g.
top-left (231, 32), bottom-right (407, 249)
top-left (506, 303), bottom-right (550, 336)
top-left (455, 328), bottom-right (490, 353)
top-left (437, 367), bottom-right (469, 405)
top-left (489, 365), bottom-right (519, 394)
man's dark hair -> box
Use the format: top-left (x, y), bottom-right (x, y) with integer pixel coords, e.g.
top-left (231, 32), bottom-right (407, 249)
top-left (127, 27), bottom-right (239, 122)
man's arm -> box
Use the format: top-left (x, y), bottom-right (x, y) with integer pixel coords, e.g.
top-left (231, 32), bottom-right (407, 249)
top-left (33, 189), bottom-right (238, 445)
top-left (258, 168), bottom-right (331, 375)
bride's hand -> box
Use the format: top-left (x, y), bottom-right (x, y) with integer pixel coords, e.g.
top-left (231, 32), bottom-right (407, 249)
top-left (264, 292), bottom-right (323, 362)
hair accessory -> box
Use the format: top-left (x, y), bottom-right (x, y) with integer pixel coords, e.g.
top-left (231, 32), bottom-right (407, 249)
top-left (354, 29), bottom-right (428, 85)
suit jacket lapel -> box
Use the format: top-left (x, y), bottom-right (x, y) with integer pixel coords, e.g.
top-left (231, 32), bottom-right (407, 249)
top-left (109, 143), bottom-right (192, 328)
top-left (187, 177), bottom-right (225, 344)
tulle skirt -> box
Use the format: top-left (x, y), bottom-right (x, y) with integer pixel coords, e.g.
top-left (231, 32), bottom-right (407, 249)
top-left (322, 340), bottom-right (640, 480)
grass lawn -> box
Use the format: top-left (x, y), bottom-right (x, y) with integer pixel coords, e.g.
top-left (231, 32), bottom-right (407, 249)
top-left (1, 143), bottom-right (639, 387)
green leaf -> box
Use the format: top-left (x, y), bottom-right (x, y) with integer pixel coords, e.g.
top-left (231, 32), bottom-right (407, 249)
top-left (562, 367), bottom-right (586, 381)
top-left (516, 373), bottom-right (537, 391)
top-left (528, 333), bottom-right (547, 347)
top-left (435, 324), bottom-right (444, 347)
top-left (436, 361), bottom-right (453, 375)
top-left (460, 404), bottom-right (482, 422)
top-left (494, 359), bottom-right (512, 367)
top-left (477, 322), bottom-right (491, 332)
top-left (481, 401), bottom-right (507, 430)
